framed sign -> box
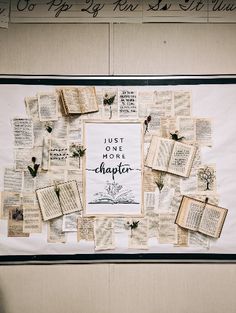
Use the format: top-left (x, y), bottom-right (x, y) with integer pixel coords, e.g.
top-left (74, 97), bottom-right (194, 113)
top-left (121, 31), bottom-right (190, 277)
top-left (84, 120), bottom-right (143, 216)
top-left (0, 75), bottom-right (236, 264)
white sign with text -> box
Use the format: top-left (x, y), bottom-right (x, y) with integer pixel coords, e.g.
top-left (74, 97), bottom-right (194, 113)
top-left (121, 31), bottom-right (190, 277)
top-left (84, 121), bottom-right (143, 216)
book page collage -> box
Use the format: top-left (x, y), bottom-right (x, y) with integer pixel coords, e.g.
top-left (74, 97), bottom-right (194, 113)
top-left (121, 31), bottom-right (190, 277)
top-left (0, 83), bottom-right (226, 254)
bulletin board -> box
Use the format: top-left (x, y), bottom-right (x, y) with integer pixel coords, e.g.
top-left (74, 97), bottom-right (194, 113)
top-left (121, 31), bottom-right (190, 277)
top-left (0, 75), bottom-right (236, 264)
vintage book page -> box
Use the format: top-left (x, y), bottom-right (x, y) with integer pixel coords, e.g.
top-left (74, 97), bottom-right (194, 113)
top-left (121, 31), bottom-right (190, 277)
top-left (146, 137), bottom-right (196, 178)
top-left (180, 148), bottom-right (202, 194)
top-left (60, 87), bottom-right (81, 114)
top-left (94, 218), bottom-right (115, 251)
top-left (22, 192), bottom-right (35, 206)
top-left (0, 191), bottom-right (21, 219)
top-left (48, 217), bottom-right (66, 243)
top-left (22, 171), bottom-right (35, 192)
top-left (32, 120), bottom-right (45, 147)
top-left (25, 96), bottom-right (39, 120)
top-left (144, 191), bottom-right (156, 213)
top-left (23, 202), bottom-right (42, 234)
top-left (78, 87), bottom-right (98, 114)
top-left (169, 182), bottom-right (183, 213)
top-left (199, 203), bottom-right (228, 238)
top-left (12, 118), bottom-right (34, 148)
top-left (114, 217), bottom-right (126, 233)
top-left (158, 213), bottom-right (177, 244)
top-left (41, 137), bottom-right (50, 171)
top-left (168, 141), bottom-right (197, 177)
top-left (36, 185), bottom-right (62, 221)
top-left (175, 196), bottom-right (205, 231)
top-left (155, 186), bottom-right (175, 213)
top-left (49, 138), bottom-right (68, 168)
top-left (147, 211), bottom-right (159, 239)
top-left (160, 117), bottom-right (177, 138)
top-left (36, 180), bottom-right (82, 221)
top-left (77, 217), bottom-right (94, 241)
top-left (174, 226), bottom-right (189, 247)
top-left (177, 117), bottom-right (212, 146)
top-left (118, 88), bottom-right (138, 119)
top-left (52, 117), bottom-right (69, 138)
top-left (176, 196), bottom-right (227, 238)
top-left (197, 165), bottom-right (217, 194)
top-left (173, 91), bottom-right (191, 116)
top-left (66, 169), bottom-right (83, 198)
top-left (62, 211), bottom-right (81, 232)
top-left (189, 231), bottom-right (210, 249)
top-left (177, 116), bottom-right (195, 142)
top-left (4, 168), bottom-right (23, 192)
top-left (154, 90), bottom-right (173, 117)
top-left (143, 167), bottom-right (159, 192)
top-left (38, 92), bottom-right (58, 122)
top-left (58, 180), bottom-right (82, 215)
top-left (128, 218), bottom-right (149, 249)
top-left (14, 147), bottom-right (42, 171)
top-left (138, 91), bottom-right (153, 118)
top-left (195, 118), bottom-right (212, 146)
top-left (8, 207), bottom-right (29, 237)
top-left (146, 137), bottom-right (174, 171)
top-left (68, 116), bottom-right (83, 142)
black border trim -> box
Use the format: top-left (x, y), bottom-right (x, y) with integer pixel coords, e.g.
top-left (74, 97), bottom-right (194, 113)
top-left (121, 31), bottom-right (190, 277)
top-left (1, 74), bottom-right (236, 86)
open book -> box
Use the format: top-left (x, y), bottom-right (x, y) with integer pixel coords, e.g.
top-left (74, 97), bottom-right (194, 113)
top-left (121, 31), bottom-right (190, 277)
top-left (175, 196), bottom-right (228, 238)
top-left (36, 180), bottom-right (82, 221)
top-left (145, 136), bottom-right (197, 178)
top-left (60, 86), bottom-right (98, 115)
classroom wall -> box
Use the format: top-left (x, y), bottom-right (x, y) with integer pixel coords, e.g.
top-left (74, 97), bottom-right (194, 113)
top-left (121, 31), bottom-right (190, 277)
top-left (0, 23), bottom-right (236, 313)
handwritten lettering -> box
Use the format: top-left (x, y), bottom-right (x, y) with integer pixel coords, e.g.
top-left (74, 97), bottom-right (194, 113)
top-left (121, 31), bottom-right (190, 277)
top-left (212, 0), bottom-right (236, 11)
top-left (47, 0), bottom-right (72, 17)
top-left (113, 0), bottom-right (139, 11)
top-left (147, 0), bottom-right (171, 11)
top-left (81, 0), bottom-right (105, 18)
top-left (94, 162), bottom-right (132, 180)
top-left (12, 0), bottom-right (236, 22)
top-left (179, 1), bottom-right (205, 11)
top-left (17, 0), bottom-right (37, 12)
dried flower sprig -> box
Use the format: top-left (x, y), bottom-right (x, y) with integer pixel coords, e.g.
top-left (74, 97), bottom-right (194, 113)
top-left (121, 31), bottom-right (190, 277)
top-left (103, 93), bottom-right (116, 119)
top-left (170, 130), bottom-right (185, 142)
top-left (45, 122), bottom-right (53, 133)
top-left (144, 115), bottom-right (151, 134)
top-left (54, 183), bottom-right (60, 200)
top-left (126, 220), bottom-right (139, 230)
top-left (155, 172), bottom-right (165, 192)
top-left (69, 143), bottom-right (86, 168)
top-left (126, 220), bottom-right (140, 238)
top-left (27, 157), bottom-right (40, 178)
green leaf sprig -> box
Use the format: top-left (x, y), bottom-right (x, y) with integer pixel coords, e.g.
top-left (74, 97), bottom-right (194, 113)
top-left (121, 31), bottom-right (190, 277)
top-left (27, 157), bottom-right (40, 178)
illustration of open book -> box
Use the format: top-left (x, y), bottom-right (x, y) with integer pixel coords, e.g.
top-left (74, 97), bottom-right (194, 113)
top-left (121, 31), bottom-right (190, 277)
top-left (60, 86), bottom-right (98, 115)
top-left (36, 180), bottom-right (82, 221)
top-left (175, 196), bottom-right (228, 238)
top-left (145, 136), bottom-right (197, 178)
